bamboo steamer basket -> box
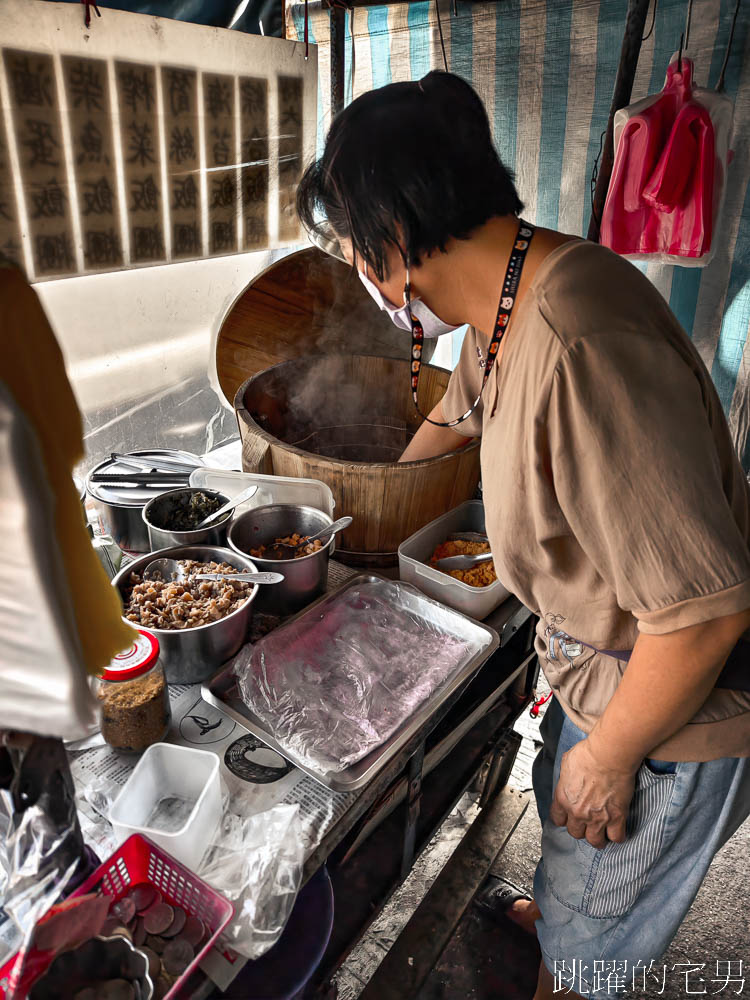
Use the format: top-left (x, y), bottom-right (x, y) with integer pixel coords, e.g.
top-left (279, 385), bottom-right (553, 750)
top-left (215, 248), bottom-right (481, 566)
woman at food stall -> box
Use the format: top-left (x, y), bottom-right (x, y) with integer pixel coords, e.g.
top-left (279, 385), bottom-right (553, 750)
top-left (297, 71), bottom-right (750, 999)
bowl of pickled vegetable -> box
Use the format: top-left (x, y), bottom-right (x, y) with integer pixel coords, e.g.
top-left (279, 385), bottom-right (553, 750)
top-left (142, 488), bottom-right (232, 551)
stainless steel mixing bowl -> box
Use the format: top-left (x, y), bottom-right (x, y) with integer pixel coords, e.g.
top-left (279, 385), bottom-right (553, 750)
top-left (112, 544), bottom-right (258, 684)
top-left (142, 488), bottom-right (232, 551)
top-left (86, 450), bottom-right (203, 553)
top-left (228, 504), bottom-right (333, 615)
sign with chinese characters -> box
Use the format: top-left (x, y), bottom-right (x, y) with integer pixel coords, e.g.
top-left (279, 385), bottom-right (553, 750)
top-left (117, 61), bottom-right (164, 264)
top-left (278, 76), bottom-right (304, 243)
top-left (240, 77), bottom-right (269, 252)
top-left (205, 72), bottom-right (237, 256)
top-left (5, 49), bottom-right (76, 275)
top-left (64, 56), bottom-right (123, 270)
top-left (0, 0), bottom-right (316, 280)
top-left (164, 67), bottom-right (200, 260)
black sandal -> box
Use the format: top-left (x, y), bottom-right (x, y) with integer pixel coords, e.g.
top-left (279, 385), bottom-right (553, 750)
top-left (475, 875), bottom-right (533, 923)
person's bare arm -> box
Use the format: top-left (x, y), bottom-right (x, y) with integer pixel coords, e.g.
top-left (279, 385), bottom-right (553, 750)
top-left (550, 607), bottom-right (750, 848)
top-left (399, 399), bottom-right (475, 462)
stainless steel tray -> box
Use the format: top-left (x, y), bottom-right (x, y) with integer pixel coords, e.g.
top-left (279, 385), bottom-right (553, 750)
top-left (202, 573), bottom-right (499, 792)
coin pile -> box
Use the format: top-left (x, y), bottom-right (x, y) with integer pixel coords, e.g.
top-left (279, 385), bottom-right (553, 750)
top-left (101, 885), bottom-right (208, 999)
top-left (29, 935), bottom-right (150, 1000)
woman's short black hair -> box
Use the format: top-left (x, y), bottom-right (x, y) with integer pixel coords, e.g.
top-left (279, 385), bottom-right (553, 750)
top-left (297, 71), bottom-right (523, 281)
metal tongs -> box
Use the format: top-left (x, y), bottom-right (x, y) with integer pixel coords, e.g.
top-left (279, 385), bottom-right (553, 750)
top-left (110, 452), bottom-right (202, 474)
top-left (89, 452), bottom-right (201, 489)
top-left (436, 551), bottom-right (494, 571)
top-left (89, 472), bottom-right (190, 487)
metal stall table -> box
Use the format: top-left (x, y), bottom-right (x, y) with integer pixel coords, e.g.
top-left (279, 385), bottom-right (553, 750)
top-left (188, 560), bottom-right (537, 998)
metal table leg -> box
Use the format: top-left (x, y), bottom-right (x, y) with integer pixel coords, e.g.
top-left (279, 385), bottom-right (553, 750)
top-left (478, 729), bottom-right (522, 810)
top-left (399, 743), bottom-right (425, 883)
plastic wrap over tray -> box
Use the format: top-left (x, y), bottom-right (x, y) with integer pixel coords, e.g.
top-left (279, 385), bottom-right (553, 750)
top-left (234, 577), bottom-right (492, 775)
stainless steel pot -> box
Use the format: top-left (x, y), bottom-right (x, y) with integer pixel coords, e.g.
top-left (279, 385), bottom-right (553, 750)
top-left (228, 504), bottom-right (333, 615)
top-left (86, 450), bottom-right (203, 552)
top-left (112, 544), bottom-right (258, 684)
top-left (142, 488), bottom-right (232, 551)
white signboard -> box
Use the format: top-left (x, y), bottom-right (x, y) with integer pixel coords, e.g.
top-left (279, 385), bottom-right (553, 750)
top-left (0, 0), bottom-right (317, 279)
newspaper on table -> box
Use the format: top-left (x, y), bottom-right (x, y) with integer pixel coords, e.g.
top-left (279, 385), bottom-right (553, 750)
top-left (69, 684), bottom-right (357, 855)
top-left (66, 684), bottom-right (359, 988)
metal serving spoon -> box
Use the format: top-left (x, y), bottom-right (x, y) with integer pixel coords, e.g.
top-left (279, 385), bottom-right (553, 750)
top-left (435, 551), bottom-right (494, 571)
top-left (270, 516), bottom-right (353, 559)
top-left (195, 484), bottom-right (259, 527)
top-left (143, 557), bottom-right (283, 585)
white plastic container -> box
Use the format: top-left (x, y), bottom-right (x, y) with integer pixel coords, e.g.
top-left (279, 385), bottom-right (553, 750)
top-left (190, 468), bottom-right (335, 519)
top-left (398, 500), bottom-right (511, 620)
top-left (109, 743), bottom-right (221, 871)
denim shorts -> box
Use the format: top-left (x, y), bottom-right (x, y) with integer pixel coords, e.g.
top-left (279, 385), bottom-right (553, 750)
top-left (532, 697), bottom-right (750, 997)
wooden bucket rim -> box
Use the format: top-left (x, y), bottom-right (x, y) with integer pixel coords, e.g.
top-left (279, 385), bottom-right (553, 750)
top-left (234, 354), bottom-right (479, 470)
top-left (214, 247), bottom-right (435, 406)
top-left (214, 247), bottom-right (318, 407)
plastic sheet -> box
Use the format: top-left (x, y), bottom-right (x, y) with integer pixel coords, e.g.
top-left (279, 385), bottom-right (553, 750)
top-left (199, 800), bottom-right (303, 960)
top-left (234, 579), bottom-right (485, 774)
top-left (0, 769), bottom-right (84, 993)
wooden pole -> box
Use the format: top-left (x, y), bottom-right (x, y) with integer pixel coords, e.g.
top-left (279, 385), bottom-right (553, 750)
top-left (587, 0), bottom-right (651, 242)
top-left (281, 0), bottom-right (286, 38)
top-left (331, 3), bottom-right (346, 117)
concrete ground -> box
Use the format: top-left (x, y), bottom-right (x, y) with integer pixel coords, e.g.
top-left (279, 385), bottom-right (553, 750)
top-left (335, 679), bottom-right (750, 999)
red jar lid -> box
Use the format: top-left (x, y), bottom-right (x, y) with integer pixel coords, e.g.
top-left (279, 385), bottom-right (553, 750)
top-left (102, 629), bottom-right (160, 681)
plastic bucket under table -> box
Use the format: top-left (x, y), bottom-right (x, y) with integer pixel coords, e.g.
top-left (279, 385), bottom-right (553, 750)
top-left (223, 865), bottom-right (334, 1000)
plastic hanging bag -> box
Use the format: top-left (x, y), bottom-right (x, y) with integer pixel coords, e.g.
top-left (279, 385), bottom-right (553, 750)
top-left (0, 798), bottom-right (82, 997)
top-left (600, 56), bottom-right (734, 266)
top-left (198, 800), bottom-right (303, 960)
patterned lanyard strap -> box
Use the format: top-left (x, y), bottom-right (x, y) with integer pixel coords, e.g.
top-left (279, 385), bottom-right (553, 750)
top-left (409, 220), bottom-right (535, 427)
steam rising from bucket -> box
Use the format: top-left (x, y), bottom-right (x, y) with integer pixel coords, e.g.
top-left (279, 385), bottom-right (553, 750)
top-left (251, 355), bottom-right (414, 463)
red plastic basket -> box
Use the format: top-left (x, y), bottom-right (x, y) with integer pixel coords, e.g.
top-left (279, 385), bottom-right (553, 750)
top-left (73, 834), bottom-right (233, 998)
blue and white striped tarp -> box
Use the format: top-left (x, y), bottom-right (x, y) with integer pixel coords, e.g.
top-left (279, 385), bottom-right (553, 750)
top-left (288, 0), bottom-right (750, 471)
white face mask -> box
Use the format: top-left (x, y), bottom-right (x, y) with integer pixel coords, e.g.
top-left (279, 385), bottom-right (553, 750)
top-left (358, 267), bottom-right (460, 339)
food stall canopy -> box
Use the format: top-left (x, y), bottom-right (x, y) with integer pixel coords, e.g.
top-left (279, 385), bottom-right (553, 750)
top-left (287, 0), bottom-right (750, 472)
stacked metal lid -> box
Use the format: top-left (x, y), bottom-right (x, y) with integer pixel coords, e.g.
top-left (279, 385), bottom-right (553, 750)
top-left (85, 451), bottom-right (203, 553)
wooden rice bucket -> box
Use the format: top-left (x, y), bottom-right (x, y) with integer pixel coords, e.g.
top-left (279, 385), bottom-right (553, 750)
top-left (216, 249), bottom-right (481, 566)
top-left (234, 354), bottom-right (480, 564)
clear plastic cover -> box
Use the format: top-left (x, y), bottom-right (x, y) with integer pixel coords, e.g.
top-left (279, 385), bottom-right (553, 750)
top-left (0, 790), bottom-right (81, 987)
top-left (189, 467), bottom-right (335, 518)
top-left (199, 799), bottom-right (303, 959)
top-left (234, 579), bottom-right (485, 775)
